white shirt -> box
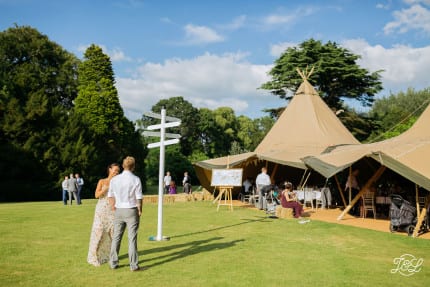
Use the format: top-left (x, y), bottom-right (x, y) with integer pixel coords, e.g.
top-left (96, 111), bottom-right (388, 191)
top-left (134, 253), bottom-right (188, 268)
top-left (164, 175), bottom-right (171, 186)
top-left (256, 172), bottom-right (271, 186)
top-left (243, 179), bottom-right (252, 192)
top-left (62, 179), bottom-right (68, 190)
top-left (108, 170), bottom-right (143, 208)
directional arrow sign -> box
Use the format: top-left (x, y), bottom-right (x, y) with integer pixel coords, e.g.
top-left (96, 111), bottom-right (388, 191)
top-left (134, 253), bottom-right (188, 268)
top-left (142, 131), bottom-right (181, 139)
top-left (147, 121), bottom-right (181, 130)
top-left (144, 111), bottom-right (180, 123)
top-left (147, 138), bottom-right (180, 149)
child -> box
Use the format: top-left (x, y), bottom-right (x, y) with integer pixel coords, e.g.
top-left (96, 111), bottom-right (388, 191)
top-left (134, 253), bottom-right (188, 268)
top-left (169, 180), bottom-right (177, 194)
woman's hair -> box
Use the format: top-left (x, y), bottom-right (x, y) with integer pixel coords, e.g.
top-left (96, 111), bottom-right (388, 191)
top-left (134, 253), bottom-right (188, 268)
top-left (107, 163), bottom-right (120, 174)
top-left (284, 182), bottom-right (293, 190)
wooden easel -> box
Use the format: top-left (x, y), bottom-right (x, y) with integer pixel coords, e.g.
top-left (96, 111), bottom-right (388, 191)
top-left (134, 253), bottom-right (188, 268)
top-left (214, 186), bottom-right (233, 211)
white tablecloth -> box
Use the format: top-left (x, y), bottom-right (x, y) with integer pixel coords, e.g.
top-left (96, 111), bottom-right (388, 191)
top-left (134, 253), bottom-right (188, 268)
top-left (295, 190), bottom-right (321, 201)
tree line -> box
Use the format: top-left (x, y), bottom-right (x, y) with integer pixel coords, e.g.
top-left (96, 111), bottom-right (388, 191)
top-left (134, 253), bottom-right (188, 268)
top-left (1, 25), bottom-right (429, 201)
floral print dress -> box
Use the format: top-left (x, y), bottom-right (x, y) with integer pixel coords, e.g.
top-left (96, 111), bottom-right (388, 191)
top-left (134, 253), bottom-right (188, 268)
top-left (87, 184), bottom-right (114, 266)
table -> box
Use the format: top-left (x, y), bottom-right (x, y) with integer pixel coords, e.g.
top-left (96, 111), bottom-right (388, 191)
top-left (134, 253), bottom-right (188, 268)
top-left (294, 190), bottom-right (322, 209)
top-left (295, 190), bottom-right (321, 201)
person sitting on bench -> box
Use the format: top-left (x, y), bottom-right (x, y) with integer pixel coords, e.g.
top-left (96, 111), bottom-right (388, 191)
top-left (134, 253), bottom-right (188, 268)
top-left (280, 182), bottom-right (304, 218)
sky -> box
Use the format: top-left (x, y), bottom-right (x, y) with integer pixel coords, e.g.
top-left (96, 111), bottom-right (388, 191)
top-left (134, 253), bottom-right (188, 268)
top-left (1, 0), bottom-right (430, 121)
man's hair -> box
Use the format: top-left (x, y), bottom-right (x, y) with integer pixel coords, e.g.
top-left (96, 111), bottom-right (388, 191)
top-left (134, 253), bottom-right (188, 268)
top-left (122, 156), bottom-right (136, 171)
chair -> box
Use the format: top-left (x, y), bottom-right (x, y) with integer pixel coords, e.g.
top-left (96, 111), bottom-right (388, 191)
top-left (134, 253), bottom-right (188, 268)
top-left (362, 191), bottom-right (376, 219)
top-left (315, 190), bottom-right (323, 210)
top-left (302, 188), bottom-right (314, 210)
top-left (418, 196), bottom-right (426, 209)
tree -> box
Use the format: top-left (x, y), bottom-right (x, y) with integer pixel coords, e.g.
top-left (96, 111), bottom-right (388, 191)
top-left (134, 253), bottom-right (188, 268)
top-left (366, 87), bottom-right (430, 142)
top-left (261, 39), bottom-right (383, 110)
top-left (74, 44), bottom-right (146, 183)
top-left (236, 115), bottom-right (274, 152)
top-left (0, 25), bottom-right (80, 200)
top-left (139, 97), bottom-right (200, 157)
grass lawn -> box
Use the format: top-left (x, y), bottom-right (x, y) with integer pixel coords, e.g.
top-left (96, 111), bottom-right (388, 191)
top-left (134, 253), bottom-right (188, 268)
top-left (0, 199), bottom-right (428, 287)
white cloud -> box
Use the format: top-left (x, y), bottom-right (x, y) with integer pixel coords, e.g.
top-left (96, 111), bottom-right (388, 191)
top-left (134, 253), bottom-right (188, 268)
top-left (183, 24), bottom-right (224, 45)
top-left (263, 14), bottom-right (296, 25)
top-left (342, 39), bottom-right (430, 94)
top-left (219, 15), bottom-right (247, 30)
top-left (115, 52), bottom-right (287, 121)
top-left (384, 4), bottom-right (430, 34)
top-left (270, 42), bottom-right (298, 57)
top-left (261, 6), bottom-right (318, 28)
top-left (77, 44), bottom-right (131, 62)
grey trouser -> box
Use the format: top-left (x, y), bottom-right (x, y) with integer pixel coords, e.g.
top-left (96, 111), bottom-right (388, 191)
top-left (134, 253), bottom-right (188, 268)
top-left (68, 191), bottom-right (77, 204)
top-left (110, 208), bottom-right (140, 270)
top-left (321, 187), bottom-right (332, 208)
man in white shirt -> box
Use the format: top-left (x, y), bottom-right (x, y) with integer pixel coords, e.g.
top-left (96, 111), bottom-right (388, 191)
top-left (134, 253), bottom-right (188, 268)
top-left (163, 171), bottom-right (172, 194)
top-left (255, 167), bottom-right (272, 210)
top-left (108, 156), bottom-right (143, 271)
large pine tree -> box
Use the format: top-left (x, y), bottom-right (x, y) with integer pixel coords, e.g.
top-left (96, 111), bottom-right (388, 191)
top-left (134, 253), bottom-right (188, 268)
top-left (75, 44), bottom-right (146, 180)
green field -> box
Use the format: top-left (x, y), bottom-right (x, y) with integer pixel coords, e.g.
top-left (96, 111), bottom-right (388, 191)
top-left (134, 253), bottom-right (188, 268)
top-left (0, 199), bottom-right (428, 287)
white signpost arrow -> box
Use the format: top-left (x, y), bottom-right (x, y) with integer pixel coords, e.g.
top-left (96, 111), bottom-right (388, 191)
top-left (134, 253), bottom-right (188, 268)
top-left (144, 108), bottom-right (181, 241)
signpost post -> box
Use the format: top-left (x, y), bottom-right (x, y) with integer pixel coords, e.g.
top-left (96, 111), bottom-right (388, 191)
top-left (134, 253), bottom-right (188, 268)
top-left (144, 108), bottom-right (181, 241)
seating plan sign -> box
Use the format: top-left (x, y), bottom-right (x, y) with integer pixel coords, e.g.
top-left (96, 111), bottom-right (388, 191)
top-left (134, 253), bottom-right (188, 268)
top-left (211, 169), bottom-right (243, 187)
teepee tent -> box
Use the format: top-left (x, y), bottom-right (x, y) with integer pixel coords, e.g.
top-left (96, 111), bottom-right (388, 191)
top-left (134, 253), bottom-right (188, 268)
top-left (194, 68), bottom-right (360, 191)
top-left (303, 101), bottom-right (430, 191)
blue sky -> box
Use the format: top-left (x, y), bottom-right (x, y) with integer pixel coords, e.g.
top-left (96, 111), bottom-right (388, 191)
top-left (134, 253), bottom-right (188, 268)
top-left (1, 0), bottom-right (430, 121)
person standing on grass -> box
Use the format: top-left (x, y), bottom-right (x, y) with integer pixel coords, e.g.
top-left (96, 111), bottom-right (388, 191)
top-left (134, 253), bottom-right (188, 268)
top-left (108, 156), bottom-right (144, 271)
top-left (182, 171), bottom-right (192, 194)
top-left (255, 167), bottom-right (271, 210)
top-left (75, 173), bottom-right (84, 205)
top-left (87, 163), bottom-right (120, 266)
top-left (164, 171), bottom-right (172, 194)
top-left (67, 173), bottom-right (78, 205)
top-left (61, 175), bottom-right (69, 205)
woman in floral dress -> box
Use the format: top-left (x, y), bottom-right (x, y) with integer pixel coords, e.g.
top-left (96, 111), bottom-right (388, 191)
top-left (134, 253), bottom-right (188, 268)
top-left (87, 163), bottom-right (120, 266)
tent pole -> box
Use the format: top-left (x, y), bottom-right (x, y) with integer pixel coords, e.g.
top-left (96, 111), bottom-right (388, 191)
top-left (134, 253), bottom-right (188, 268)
top-left (348, 166), bottom-right (352, 204)
top-left (337, 166), bottom-right (386, 220)
top-left (302, 170), bottom-right (311, 188)
top-left (298, 169), bottom-right (308, 189)
top-left (270, 163), bottom-right (279, 183)
top-left (334, 174), bottom-right (347, 208)
top-left (415, 184), bottom-right (420, 218)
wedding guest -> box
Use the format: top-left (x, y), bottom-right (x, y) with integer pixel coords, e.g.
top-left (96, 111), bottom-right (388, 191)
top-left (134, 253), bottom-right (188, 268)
top-left (281, 182), bottom-right (304, 218)
top-left (109, 156), bottom-right (144, 271)
top-left (87, 163), bottom-right (120, 266)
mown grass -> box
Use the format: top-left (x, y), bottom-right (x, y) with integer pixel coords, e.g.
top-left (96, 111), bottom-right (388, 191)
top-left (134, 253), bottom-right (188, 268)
top-left (0, 199), bottom-right (428, 287)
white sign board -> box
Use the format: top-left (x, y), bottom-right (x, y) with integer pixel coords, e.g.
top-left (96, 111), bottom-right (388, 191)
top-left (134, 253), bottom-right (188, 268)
top-left (211, 169), bottom-right (243, 187)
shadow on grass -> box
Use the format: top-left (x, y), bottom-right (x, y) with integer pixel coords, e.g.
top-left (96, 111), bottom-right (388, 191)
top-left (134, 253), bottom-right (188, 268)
top-left (116, 216), bottom-right (269, 268)
top-left (140, 237), bottom-right (245, 268)
top-left (169, 216), bottom-right (271, 239)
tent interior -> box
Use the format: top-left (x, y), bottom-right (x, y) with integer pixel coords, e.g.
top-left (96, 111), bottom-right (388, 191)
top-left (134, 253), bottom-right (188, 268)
top-left (326, 157), bottom-right (429, 210)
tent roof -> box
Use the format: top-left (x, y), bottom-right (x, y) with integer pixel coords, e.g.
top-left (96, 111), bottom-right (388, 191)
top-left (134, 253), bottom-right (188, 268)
top-left (193, 152), bottom-right (257, 170)
top-left (193, 70), bottom-right (361, 191)
top-left (303, 102), bottom-right (430, 190)
top-left (254, 76), bottom-right (359, 168)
